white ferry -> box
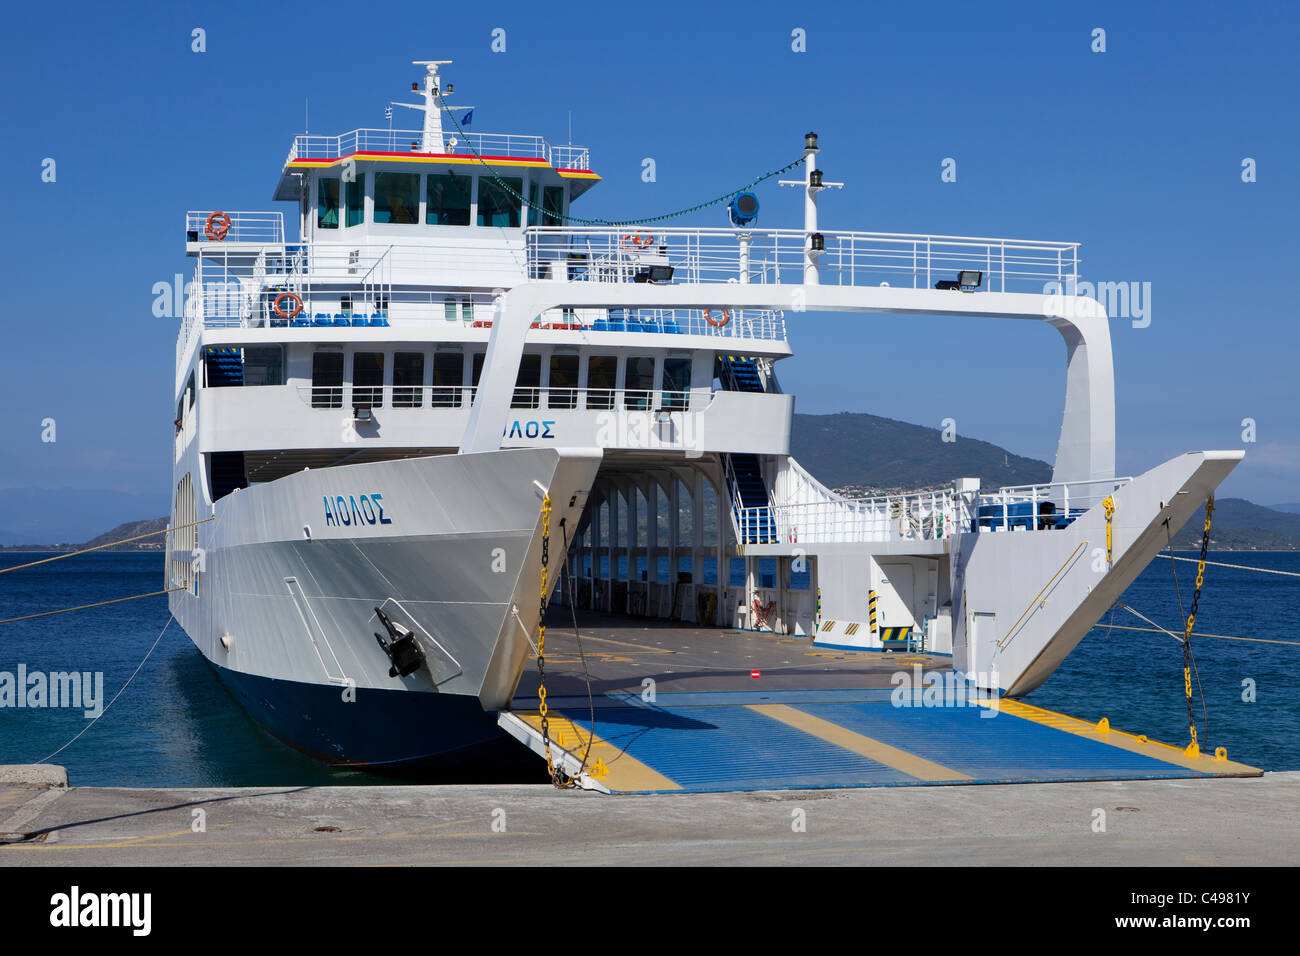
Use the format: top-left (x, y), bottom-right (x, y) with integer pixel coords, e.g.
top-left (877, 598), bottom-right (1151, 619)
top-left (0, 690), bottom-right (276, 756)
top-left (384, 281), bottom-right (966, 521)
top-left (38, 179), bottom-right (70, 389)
top-left (168, 60), bottom-right (1241, 771)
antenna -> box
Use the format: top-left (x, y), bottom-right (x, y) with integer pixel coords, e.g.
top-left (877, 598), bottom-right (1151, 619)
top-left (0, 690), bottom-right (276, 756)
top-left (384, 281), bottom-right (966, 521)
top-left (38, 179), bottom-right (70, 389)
top-left (305, 97), bottom-right (309, 134)
top-left (568, 110), bottom-right (573, 145)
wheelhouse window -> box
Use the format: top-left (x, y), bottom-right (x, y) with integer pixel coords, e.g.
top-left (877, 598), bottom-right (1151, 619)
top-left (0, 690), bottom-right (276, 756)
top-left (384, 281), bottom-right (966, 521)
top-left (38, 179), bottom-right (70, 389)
top-left (345, 173), bottom-right (366, 227)
top-left (373, 172), bottom-right (419, 224)
top-left (317, 178), bottom-right (340, 229)
top-left (527, 181), bottom-right (540, 227)
top-left (426, 172), bottom-right (471, 225)
top-left (512, 353), bottom-right (541, 408)
top-left (586, 355), bottom-right (616, 410)
top-left (244, 346), bottom-right (284, 387)
top-left (311, 351), bottom-right (343, 408)
top-left (662, 357), bottom-right (691, 410)
top-left (353, 352), bottom-right (385, 407)
top-left (432, 351), bottom-right (464, 408)
top-left (542, 185), bottom-right (565, 226)
top-left (393, 352), bottom-right (424, 408)
top-left (548, 353), bottom-right (579, 409)
top-left (477, 176), bottom-right (523, 227)
top-left (624, 356), bottom-right (654, 410)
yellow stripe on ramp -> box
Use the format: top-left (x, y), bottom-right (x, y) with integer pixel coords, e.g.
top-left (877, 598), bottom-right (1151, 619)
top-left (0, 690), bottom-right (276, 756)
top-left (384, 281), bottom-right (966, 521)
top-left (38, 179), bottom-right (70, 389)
top-left (513, 712), bottom-right (682, 792)
top-left (977, 699), bottom-right (1260, 775)
top-left (748, 704), bottom-right (971, 782)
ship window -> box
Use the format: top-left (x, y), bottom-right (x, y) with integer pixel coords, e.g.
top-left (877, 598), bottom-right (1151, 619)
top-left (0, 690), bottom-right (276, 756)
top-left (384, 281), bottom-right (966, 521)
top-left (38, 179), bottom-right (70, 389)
top-left (662, 357), bottom-right (691, 410)
top-left (512, 353), bottom-right (541, 408)
top-left (527, 181), bottom-right (540, 227)
top-left (317, 178), bottom-right (340, 229)
top-left (477, 176), bottom-right (523, 227)
top-left (444, 298), bottom-right (458, 320)
top-left (244, 346), bottom-right (283, 387)
top-left (426, 172), bottom-right (471, 225)
top-left (373, 172), bottom-right (419, 224)
top-left (393, 352), bottom-right (424, 408)
top-left (461, 298), bottom-right (474, 321)
top-left (311, 351), bottom-right (343, 408)
top-left (345, 173), bottom-right (366, 227)
top-left (186, 371), bottom-right (196, 409)
top-left (471, 352), bottom-right (485, 387)
top-left (586, 355), bottom-right (616, 410)
top-left (548, 354), bottom-right (578, 409)
top-left (432, 351), bottom-right (463, 408)
top-left (624, 356), bottom-right (654, 410)
top-left (542, 186), bottom-right (565, 226)
top-left (353, 352), bottom-right (384, 407)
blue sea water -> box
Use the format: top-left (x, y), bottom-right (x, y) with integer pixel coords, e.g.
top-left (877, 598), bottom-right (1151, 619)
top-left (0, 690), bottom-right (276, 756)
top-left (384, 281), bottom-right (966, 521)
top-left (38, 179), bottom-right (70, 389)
top-left (1, 551), bottom-right (1297, 786)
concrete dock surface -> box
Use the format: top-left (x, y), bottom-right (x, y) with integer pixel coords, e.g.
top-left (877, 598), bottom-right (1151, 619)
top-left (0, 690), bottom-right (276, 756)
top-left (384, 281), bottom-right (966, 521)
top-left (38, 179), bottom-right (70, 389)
top-left (1, 770), bottom-right (1295, 866)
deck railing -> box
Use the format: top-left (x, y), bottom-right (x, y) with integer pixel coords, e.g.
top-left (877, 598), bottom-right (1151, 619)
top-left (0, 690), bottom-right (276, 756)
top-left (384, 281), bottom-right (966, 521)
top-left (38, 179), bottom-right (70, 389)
top-left (285, 128), bottom-right (591, 170)
top-left (185, 211), bottom-right (284, 244)
top-left (526, 226), bottom-right (1079, 293)
top-left (290, 384), bottom-right (716, 414)
top-left (736, 476), bottom-right (1134, 546)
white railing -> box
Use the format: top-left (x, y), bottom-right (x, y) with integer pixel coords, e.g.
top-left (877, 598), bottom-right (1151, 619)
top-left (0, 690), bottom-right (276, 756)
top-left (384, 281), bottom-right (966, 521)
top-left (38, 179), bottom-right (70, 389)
top-left (185, 211), bottom-right (284, 244)
top-left (574, 308), bottom-right (786, 340)
top-left (285, 129), bottom-right (591, 170)
top-left (294, 384), bottom-right (478, 409)
top-left (291, 384), bottom-right (715, 413)
top-left (737, 476), bottom-right (1135, 545)
top-left (526, 227), bottom-right (1079, 293)
top-left (972, 477), bottom-right (1132, 531)
top-left (747, 488), bottom-right (962, 545)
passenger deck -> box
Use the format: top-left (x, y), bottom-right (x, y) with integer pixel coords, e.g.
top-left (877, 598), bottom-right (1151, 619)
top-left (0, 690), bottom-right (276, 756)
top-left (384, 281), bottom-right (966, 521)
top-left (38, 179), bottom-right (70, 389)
top-left (502, 613), bottom-right (1261, 793)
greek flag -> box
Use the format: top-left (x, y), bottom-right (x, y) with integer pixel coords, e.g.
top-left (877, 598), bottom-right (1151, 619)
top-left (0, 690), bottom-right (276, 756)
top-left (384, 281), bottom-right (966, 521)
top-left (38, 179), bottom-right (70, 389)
top-left (384, 105), bottom-right (393, 120)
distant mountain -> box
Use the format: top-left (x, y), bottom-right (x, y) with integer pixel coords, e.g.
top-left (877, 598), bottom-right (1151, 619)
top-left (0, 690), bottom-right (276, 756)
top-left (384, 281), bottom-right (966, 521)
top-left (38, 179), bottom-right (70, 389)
top-left (0, 487), bottom-right (169, 546)
top-left (791, 412), bottom-right (1051, 491)
top-left (1269, 502), bottom-right (1300, 515)
top-left (0, 517), bottom-right (168, 553)
top-left (1169, 498), bottom-right (1300, 550)
top-left (80, 517), bottom-right (169, 551)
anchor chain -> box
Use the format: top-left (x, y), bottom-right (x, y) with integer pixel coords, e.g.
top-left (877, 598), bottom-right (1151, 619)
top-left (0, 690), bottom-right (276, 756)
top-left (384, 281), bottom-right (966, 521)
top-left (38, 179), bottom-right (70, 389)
top-left (1182, 494), bottom-right (1214, 756)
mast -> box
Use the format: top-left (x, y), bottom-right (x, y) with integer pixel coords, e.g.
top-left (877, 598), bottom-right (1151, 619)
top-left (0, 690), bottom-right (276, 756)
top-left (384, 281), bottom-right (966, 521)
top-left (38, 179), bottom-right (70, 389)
top-left (392, 60), bottom-right (475, 153)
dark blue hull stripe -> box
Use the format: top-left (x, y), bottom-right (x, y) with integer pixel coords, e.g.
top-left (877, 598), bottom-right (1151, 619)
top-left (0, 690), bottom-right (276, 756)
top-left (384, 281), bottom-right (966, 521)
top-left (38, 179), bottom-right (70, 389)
top-left (210, 661), bottom-right (502, 767)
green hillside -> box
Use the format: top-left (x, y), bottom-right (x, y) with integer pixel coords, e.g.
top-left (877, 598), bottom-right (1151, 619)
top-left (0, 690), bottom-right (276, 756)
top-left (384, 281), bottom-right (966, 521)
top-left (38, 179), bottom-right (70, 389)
top-left (791, 412), bottom-right (1051, 491)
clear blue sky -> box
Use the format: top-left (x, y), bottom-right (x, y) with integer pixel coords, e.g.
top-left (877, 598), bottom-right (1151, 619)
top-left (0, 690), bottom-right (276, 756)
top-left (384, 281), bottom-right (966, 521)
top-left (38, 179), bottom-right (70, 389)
top-left (3, 0), bottom-right (1297, 520)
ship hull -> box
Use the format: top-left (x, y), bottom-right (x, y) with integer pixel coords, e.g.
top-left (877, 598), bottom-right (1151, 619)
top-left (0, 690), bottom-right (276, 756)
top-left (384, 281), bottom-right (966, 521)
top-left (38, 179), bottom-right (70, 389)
top-left (169, 446), bottom-right (601, 768)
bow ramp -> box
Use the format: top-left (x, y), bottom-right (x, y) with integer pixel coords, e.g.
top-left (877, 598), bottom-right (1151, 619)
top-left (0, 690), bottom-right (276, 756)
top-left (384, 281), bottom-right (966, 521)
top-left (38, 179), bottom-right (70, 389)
top-left (497, 616), bottom-right (1259, 794)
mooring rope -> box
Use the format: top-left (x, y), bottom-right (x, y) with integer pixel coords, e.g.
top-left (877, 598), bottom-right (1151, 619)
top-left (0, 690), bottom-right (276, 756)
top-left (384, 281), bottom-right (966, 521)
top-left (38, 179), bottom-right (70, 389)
top-left (1102, 622), bottom-right (1300, 647)
top-left (36, 615), bottom-right (175, 764)
top-left (0, 518), bottom-right (215, 575)
top-left (1162, 551), bottom-right (1300, 578)
top-left (0, 588), bottom-right (185, 626)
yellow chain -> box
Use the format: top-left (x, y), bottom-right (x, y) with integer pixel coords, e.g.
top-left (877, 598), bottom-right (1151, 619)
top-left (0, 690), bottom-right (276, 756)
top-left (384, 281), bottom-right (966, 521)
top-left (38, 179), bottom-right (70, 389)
top-left (1102, 495), bottom-right (1115, 565)
top-left (537, 493), bottom-right (557, 780)
top-left (1182, 495), bottom-right (1214, 756)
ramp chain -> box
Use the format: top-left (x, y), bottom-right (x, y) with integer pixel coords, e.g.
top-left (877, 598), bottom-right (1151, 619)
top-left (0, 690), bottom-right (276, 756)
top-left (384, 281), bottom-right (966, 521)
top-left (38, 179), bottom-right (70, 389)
top-left (1181, 495), bottom-right (1214, 757)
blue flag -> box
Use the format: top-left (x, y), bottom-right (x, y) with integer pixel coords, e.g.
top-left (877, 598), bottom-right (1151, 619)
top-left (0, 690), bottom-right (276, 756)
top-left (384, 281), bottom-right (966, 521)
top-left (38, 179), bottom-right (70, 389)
top-left (460, 110), bottom-right (473, 127)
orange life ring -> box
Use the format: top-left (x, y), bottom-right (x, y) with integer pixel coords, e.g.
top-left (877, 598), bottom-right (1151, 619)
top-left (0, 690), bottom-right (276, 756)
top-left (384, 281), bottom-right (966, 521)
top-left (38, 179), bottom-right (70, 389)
top-left (205, 211), bottom-right (232, 241)
top-left (621, 231), bottom-right (654, 251)
top-left (704, 308), bottom-right (730, 327)
top-left (272, 292), bottom-right (304, 319)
